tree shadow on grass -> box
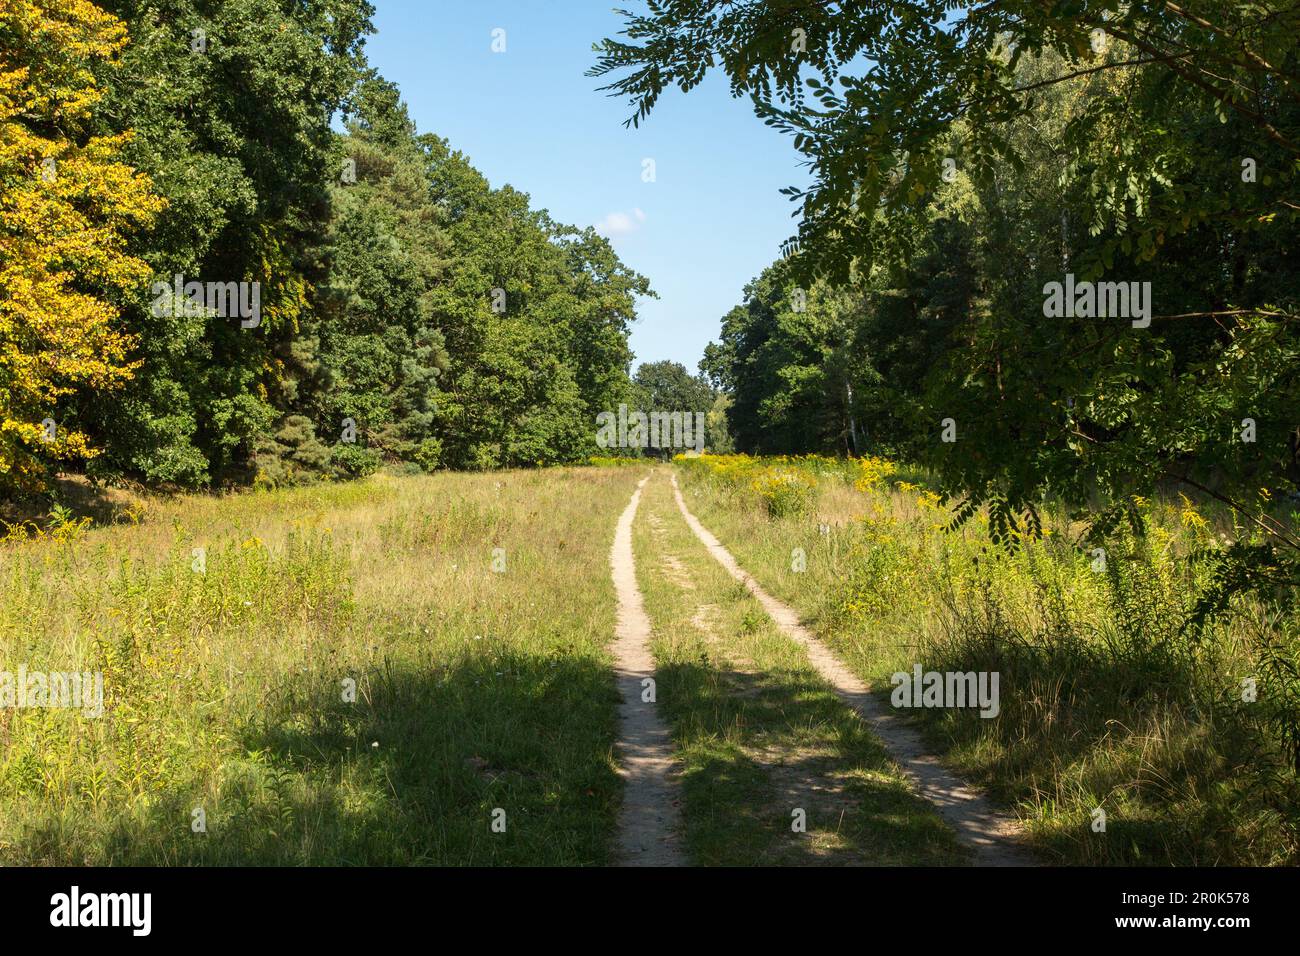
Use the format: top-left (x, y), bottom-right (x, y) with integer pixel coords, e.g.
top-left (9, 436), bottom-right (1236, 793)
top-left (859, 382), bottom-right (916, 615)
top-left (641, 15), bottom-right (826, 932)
top-left (78, 651), bottom-right (624, 865)
top-left (1, 475), bottom-right (142, 527)
top-left (655, 658), bottom-right (970, 866)
top-left (898, 638), bottom-right (1300, 864)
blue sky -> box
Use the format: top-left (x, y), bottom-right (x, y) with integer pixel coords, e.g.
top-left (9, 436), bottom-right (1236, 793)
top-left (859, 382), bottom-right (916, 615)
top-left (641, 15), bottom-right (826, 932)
top-left (363, 0), bottom-right (809, 375)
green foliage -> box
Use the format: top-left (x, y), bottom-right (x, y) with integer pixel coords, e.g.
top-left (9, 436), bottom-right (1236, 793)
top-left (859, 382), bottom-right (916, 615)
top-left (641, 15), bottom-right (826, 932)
top-left (705, 393), bottom-right (735, 454)
top-left (594, 1), bottom-right (1300, 283)
top-left (417, 138), bottom-right (651, 469)
top-left (80, 0), bottom-right (375, 487)
top-left (631, 360), bottom-right (714, 415)
top-left (313, 80), bottom-right (451, 475)
top-left (701, 267), bottom-right (867, 455)
top-left (25, 2), bottom-right (651, 496)
top-left (612, 7), bottom-right (1300, 620)
top-left (675, 456), bottom-right (1300, 864)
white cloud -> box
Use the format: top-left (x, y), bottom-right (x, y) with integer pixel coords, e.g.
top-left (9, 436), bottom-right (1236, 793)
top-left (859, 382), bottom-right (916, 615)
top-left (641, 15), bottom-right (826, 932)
top-left (596, 207), bottom-right (646, 237)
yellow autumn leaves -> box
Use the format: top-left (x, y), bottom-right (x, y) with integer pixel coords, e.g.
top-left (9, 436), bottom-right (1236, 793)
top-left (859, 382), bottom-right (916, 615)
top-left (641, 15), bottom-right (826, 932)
top-left (0, 0), bottom-right (163, 492)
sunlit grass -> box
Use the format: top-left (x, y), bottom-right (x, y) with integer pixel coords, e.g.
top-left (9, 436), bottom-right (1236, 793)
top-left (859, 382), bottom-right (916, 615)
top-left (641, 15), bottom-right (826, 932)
top-left (674, 454), bottom-right (1300, 865)
top-left (0, 466), bottom-right (648, 865)
top-left (632, 472), bottom-right (967, 865)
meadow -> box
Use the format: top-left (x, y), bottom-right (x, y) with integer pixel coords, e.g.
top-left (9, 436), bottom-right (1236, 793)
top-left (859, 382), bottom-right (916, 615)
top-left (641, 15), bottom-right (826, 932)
top-left (4, 457), bottom-right (1296, 866)
top-left (0, 468), bottom-right (644, 864)
top-left (673, 454), bottom-right (1300, 865)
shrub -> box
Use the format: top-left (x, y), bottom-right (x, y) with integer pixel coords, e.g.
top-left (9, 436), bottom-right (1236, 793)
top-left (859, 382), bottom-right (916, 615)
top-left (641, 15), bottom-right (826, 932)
top-left (750, 468), bottom-right (817, 518)
top-left (331, 444), bottom-right (382, 479)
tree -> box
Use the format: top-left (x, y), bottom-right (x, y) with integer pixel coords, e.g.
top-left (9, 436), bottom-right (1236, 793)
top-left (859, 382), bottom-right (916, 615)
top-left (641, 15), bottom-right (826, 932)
top-left (4, 0), bottom-right (653, 495)
top-left (704, 392), bottom-right (735, 454)
top-left (701, 268), bottom-right (862, 455)
top-left (598, 4), bottom-right (1300, 616)
top-left (420, 135), bottom-right (651, 469)
top-left (592, 1), bottom-right (1300, 283)
top-left (0, 0), bottom-right (162, 497)
top-left (302, 76), bottom-right (451, 481)
top-left (631, 360), bottom-right (714, 415)
top-left (83, 0), bottom-right (376, 487)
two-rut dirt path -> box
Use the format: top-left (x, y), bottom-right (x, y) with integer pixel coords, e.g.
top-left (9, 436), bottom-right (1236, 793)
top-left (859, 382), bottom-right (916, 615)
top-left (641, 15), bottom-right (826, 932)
top-left (609, 469), bottom-right (1034, 866)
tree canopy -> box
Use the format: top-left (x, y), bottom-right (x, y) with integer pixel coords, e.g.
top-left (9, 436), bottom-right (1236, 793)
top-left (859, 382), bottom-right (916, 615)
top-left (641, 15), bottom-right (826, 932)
top-left (594, 2), bottom-right (1300, 616)
top-left (0, 0), bottom-right (163, 492)
top-left (1, 0), bottom-right (653, 504)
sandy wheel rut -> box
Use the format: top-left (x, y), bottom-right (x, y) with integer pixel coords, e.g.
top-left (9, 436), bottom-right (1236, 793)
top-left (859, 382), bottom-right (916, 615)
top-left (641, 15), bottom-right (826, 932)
top-left (670, 474), bottom-right (1035, 867)
top-left (610, 477), bottom-right (683, 865)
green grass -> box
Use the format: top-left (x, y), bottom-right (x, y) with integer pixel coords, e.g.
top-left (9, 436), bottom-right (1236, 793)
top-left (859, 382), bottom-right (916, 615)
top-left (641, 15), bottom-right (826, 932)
top-left (9, 453), bottom-right (1290, 866)
top-left (631, 471), bottom-right (967, 865)
top-left (0, 467), bottom-right (648, 864)
top-left (673, 454), bottom-right (1300, 865)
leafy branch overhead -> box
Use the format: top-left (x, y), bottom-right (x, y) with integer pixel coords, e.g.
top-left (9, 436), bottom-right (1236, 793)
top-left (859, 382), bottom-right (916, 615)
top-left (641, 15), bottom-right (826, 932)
top-left (594, 2), bottom-right (1300, 620)
top-left (592, 0), bottom-right (1300, 282)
